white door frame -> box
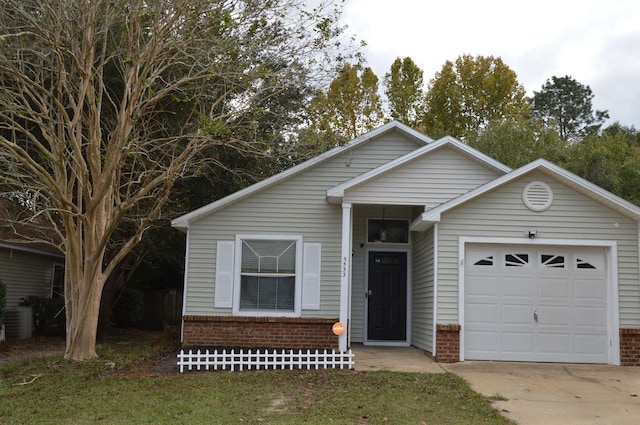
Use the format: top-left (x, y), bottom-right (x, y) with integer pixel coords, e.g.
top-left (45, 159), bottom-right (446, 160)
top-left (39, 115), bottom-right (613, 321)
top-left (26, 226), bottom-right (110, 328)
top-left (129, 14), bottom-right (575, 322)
top-left (363, 246), bottom-right (412, 346)
top-left (458, 236), bottom-right (620, 365)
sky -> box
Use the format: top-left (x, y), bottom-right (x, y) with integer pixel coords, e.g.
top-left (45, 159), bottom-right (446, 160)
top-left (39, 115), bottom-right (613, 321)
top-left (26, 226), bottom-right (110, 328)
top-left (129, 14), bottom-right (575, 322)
top-left (341, 0), bottom-right (640, 128)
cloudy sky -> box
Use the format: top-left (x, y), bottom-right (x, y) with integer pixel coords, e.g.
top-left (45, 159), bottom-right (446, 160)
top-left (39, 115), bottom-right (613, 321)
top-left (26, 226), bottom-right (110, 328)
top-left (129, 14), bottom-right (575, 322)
top-left (341, 0), bottom-right (640, 128)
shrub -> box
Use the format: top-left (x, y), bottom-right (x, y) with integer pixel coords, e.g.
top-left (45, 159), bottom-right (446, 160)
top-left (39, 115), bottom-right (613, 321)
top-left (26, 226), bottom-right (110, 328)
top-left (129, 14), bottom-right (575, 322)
top-left (111, 287), bottom-right (145, 326)
top-left (19, 296), bottom-right (66, 335)
top-left (0, 278), bottom-right (6, 329)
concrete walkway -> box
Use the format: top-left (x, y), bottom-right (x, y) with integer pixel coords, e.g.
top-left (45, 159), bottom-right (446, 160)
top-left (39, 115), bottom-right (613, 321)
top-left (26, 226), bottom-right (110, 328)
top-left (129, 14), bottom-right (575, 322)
top-left (350, 346), bottom-right (640, 424)
top-left (351, 344), bottom-right (445, 373)
top-left (443, 361), bottom-right (640, 425)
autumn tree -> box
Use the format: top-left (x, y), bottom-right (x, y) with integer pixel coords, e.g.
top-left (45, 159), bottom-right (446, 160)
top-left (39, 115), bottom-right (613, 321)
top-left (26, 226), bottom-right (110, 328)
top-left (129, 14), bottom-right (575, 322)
top-left (0, 0), bottom-right (352, 360)
top-left (530, 75), bottom-right (609, 142)
top-left (307, 63), bottom-right (385, 145)
top-left (422, 55), bottom-right (529, 139)
top-left (466, 117), bottom-right (566, 169)
top-left (384, 57), bottom-right (425, 128)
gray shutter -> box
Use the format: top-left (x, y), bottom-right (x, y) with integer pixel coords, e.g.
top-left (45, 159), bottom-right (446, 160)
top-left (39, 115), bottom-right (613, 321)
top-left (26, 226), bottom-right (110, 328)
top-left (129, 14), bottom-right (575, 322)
top-left (214, 241), bottom-right (235, 308)
top-left (302, 242), bottom-right (321, 310)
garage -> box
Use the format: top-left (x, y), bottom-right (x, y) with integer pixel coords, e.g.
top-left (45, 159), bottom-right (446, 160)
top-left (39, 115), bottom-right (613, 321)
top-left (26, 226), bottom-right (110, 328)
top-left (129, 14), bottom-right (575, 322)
top-left (464, 243), bottom-right (609, 363)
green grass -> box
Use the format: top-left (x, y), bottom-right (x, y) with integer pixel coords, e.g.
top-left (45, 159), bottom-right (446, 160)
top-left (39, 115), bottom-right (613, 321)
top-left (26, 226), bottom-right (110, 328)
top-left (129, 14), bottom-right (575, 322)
top-left (0, 334), bottom-right (513, 424)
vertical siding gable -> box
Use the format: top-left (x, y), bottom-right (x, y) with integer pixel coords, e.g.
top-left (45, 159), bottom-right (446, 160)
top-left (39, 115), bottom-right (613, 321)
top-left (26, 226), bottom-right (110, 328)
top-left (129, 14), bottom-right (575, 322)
top-left (344, 147), bottom-right (501, 207)
top-left (435, 171), bottom-right (640, 326)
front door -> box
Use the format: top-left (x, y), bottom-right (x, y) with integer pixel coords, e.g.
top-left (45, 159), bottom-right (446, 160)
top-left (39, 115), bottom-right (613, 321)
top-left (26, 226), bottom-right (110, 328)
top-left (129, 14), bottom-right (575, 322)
top-left (367, 251), bottom-right (407, 341)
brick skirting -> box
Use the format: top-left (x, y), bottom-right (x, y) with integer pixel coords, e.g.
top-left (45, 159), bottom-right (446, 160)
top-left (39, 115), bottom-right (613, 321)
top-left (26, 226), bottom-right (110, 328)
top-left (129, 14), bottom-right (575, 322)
top-left (435, 323), bottom-right (461, 363)
top-left (182, 315), bottom-right (339, 350)
top-left (620, 328), bottom-right (640, 366)
top-left (433, 325), bottom-right (640, 366)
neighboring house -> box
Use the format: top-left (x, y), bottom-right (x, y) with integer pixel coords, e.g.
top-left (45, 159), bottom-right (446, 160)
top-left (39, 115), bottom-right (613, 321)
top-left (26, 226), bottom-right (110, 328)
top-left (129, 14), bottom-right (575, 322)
top-left (172, 121), bottom-right (640, 366)
top-left (0, 198), bottom-right (64, 338)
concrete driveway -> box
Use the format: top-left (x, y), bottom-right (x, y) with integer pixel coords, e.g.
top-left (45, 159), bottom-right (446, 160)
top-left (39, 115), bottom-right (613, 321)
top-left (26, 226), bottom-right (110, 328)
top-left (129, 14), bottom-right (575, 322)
top-left (443, 361), bottom-right (640, 425)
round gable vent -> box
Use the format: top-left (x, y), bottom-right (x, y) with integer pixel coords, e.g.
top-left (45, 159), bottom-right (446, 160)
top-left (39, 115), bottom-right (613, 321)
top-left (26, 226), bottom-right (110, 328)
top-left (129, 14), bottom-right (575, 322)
top-left (522, 181), bottom-right (553, 212)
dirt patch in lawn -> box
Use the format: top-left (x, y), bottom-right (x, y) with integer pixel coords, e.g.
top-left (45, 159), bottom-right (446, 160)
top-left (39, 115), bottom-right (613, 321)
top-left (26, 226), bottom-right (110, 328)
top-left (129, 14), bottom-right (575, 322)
top-left (0, 335), bottom-right (66, 364)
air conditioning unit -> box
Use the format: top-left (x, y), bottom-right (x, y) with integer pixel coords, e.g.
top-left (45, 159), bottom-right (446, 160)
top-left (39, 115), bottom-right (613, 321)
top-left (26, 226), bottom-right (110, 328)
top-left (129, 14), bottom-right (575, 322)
top-left (4, 307), bottom-right (33, 339)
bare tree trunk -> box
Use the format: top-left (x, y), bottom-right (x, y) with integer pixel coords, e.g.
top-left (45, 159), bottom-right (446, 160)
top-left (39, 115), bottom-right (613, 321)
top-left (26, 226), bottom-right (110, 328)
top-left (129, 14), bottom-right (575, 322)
top-left (65, 273), bottom-right (105, 360)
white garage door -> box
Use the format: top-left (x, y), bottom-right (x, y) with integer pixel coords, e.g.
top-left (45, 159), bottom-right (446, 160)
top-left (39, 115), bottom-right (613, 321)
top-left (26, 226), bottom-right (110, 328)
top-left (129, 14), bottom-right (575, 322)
top-left (464, 244), bottom-right (608, 363)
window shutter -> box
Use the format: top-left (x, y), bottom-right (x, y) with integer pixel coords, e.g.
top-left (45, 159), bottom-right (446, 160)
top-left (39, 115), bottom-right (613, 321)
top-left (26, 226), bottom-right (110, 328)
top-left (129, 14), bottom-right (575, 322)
top-left (302, 243), bottom-right (321, 310)
top-left (214, 241), bottom-right (235, 308)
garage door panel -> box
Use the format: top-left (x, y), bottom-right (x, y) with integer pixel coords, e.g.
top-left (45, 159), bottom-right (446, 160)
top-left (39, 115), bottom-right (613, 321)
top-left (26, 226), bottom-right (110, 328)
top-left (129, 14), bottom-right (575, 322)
top-left (466, 275), bottom-right (500, 296)
top-left (537, 305), bottom-right (571, 326)
top-left (502, 304), bottom-right (533, 325)
top-left (502, 332), bottom-right (535, 353)
top-left (574, 278), bottom-right (606, 300)
top-left (501, 277), bottom-right (534, 297)
top-left (575, 306), bottom-right (606, 327)
top-left (466, 302), bottom-right (499, 325)
top-left (574, 334), bottom-right (607, 356)
top-left (538, 277), bottom-right (570, 298)
top-left (538, 332), bottom-right (572, 354)
top-left (465, 331), bottom-right (499, 353)
top-left (465, 244), bottom-right (608, 364)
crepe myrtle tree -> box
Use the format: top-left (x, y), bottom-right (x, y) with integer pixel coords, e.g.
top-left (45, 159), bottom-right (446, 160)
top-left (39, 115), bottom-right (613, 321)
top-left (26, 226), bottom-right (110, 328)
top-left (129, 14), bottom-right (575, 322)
top-left (0, 0), bottom-right (353, 360)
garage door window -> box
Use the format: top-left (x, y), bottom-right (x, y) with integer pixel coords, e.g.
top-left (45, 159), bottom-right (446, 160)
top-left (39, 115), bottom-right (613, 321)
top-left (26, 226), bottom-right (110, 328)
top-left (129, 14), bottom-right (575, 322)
top-left (576, 258), bottom-right (597, 269)
top-left (541, 254), bottom-right (565, 269)
top-left (473, 255), bottom-right (494, 266)
top-left (505, 253), bottom-right (529, 267)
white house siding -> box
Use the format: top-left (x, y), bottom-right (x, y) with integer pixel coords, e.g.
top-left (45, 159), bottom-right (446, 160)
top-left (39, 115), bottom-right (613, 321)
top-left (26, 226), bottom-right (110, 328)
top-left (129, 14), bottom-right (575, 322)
top-left (435, 171), bottom-right (640, 327)
top-left (183, 133), bottom-right (424, 317)
top-left (411, 226), bottom-right (435, 352)
top-left (0, 247), bottom-right (57, 307)
top-left (343, 147), bottom-right (501, 207)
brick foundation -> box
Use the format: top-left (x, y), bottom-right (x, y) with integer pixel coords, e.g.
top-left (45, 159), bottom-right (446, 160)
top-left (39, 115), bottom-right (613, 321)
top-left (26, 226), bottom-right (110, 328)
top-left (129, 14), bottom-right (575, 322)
top-left (435, 323), bottom-right (461, 363)
top-left (620, 328), bottom-right (640, 366)
top-left (182, 315), bottom-right (339, 350)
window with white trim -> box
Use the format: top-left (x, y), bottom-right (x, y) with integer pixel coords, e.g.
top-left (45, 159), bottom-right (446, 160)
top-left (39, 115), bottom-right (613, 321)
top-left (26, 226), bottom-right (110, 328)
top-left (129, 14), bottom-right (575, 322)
top-left (51, 263), bottom-right (65, 299)
top-left (234, 235), bottom-right (303, 315)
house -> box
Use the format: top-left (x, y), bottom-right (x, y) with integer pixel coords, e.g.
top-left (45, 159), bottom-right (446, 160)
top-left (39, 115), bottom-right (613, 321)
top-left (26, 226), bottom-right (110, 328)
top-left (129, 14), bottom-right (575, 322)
top-left (172, 121), bottom-right (640, 366)
top-left (0, 198), bottom-right (64, 339)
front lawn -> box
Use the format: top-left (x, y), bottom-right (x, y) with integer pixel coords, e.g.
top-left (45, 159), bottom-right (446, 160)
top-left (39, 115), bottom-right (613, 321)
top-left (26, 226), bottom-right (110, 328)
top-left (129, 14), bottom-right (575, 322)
top-left (0, 333), bottom-right (512, 424)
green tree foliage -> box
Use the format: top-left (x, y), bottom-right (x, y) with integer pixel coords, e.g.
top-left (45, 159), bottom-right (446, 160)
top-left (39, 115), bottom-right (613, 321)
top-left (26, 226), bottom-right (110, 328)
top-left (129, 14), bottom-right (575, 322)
top-left (0, 0), bottom-right (352, 360)
top-left (384, 57), bottom-right (425, 128)
top-left (306, 63), bottom-right (385, 147)
top-left (603, 122), bottom-right (640, 146)
top-left (563, 132), bottom-right (640, 205)
top-left (530, 75), bottom-right (609, 142)
top-left (466, 117), bottom-right (566, 169)
top-left (422, 55), bottom-right (529, 139)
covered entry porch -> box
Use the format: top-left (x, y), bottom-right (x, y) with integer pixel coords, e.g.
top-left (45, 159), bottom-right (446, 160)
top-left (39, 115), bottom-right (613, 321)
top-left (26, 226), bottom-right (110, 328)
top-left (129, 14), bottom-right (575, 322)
top-left (337, 202), bottom-right (435, 356)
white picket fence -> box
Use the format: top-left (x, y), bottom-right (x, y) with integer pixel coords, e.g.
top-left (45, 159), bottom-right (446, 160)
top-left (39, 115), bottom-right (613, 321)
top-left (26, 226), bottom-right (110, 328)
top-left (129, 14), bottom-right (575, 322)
top-left (177, 348), bottom-right (354, 372)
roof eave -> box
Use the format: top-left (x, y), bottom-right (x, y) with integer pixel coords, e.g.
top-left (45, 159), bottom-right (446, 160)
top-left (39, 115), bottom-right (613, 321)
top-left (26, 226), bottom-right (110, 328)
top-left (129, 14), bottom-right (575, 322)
top-left (410, 211), bottom-right (440, 232)
top-left (172, 121), bottom-right (432, 227)
top-left (410, 159), bottom-right (640, 230)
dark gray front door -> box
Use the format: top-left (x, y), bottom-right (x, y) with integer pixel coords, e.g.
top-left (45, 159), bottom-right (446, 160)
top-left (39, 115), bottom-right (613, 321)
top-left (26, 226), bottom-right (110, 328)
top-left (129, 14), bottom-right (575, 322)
top-left (367, 251), bottom-right (407, 341)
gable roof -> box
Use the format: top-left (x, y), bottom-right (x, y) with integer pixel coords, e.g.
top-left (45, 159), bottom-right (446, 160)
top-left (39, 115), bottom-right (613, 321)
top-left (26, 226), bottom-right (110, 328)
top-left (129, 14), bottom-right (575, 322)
top-left (172, 121), bottom-right (433, 231)
top-left (326, 135), bottom-right (512, 204)
top-left (0, 197), bottom-right (64, 258)
top-left (411, 158), bottom-right (640, 231)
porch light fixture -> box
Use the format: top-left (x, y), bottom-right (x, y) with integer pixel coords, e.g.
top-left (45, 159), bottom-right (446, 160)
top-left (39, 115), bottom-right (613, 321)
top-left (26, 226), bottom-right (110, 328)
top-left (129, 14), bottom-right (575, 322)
top-left (379, 205), bottom-right (387, 242)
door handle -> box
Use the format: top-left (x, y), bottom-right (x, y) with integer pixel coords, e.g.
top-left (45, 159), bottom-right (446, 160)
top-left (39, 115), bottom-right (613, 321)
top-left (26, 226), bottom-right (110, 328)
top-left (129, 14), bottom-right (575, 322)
top-left (533, 310), bottom-right (538, 323)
